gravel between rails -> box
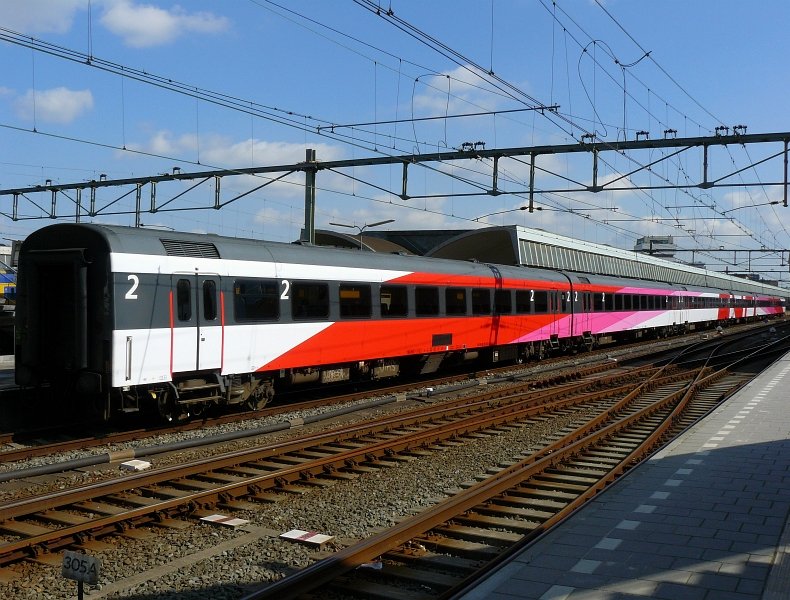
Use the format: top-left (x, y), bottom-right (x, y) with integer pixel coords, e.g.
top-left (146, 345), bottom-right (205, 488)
top-left (0, 332), bottom-right (717, 598)
top-left (0, 342), bottom-right (634, 500)
top-left (2, 404), bottom-right (595, 599)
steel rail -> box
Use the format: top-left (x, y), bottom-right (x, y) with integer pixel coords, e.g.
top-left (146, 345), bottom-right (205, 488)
top-left (0, 353), bottom-right (625, 465)
top-left (240, 338), bottom-right (783, 599)
top-left (0, 365), bottom-right (670, 567)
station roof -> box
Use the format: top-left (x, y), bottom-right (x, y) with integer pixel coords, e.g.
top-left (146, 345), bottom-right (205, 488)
top-left (312, 229), bottom-right (413, 254)
top-left (320, 224), bottom-right (786, 297)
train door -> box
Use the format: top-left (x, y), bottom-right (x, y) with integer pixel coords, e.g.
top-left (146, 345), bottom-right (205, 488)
top-left (17, 250), bottom-right (89, 382)
top-left (171, 273), bottom-right (223, 374)
top-left (678, 288), bottom-right (688, 326)
top-left (549, 289), bottom-right (561, 337)
top-left (568, 288), bottom-right (581, 337)
top-left (580, 291), bottom-right (593, 335)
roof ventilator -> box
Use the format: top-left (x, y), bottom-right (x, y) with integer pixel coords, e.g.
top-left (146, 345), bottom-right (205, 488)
top-left (160, 239), bottom-right (220, 259)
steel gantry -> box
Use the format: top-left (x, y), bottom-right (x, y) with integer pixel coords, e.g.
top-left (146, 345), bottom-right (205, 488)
top-left (1, 131), bottom-right (788, 240)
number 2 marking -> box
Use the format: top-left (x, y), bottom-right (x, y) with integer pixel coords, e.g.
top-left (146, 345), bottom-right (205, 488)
top-left (125, 274), bottom-right (139, 299)
top-left (280, 279), bottom-right (290, 300)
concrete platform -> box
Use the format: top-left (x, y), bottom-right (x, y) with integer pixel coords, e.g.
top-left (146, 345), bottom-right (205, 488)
top-left (460, 352), bottom-right (790, 600)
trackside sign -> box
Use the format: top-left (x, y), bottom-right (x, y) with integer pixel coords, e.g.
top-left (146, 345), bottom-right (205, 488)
top-left (62, 550), bottom-right (101, 585)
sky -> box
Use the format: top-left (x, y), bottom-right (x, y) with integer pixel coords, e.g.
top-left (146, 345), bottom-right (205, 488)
top-left (0, 0), bottom-right (789, 283)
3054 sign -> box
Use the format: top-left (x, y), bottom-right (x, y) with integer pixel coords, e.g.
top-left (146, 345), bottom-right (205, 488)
top-left (61, 550), bottom-right (100, 585)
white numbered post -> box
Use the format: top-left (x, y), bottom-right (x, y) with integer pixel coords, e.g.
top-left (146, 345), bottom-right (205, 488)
top-left (62, 550), bottom-right (100, 599)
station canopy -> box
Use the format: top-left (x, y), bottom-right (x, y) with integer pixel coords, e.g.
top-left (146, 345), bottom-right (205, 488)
top-left (319, 224), bottom-right (786, 297)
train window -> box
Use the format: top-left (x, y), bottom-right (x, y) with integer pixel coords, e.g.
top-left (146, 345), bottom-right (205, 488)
top-left (472, 288), bottom-right (491, 315)
top-left (515, 290), bottom-right (531, 313)
top-left (606, 294), bottom-right (615, 311)
top-left (380, 285), bottom-right (408, 317)
top-left (534, 290), bottom-right (548, 313)
top-left (494, 289), bottom-right (512, 314)
top-left (614, 294), bottom-right (623, 311)
top-left (593, 292), bottom-right (604, 312)
top-left (446, 288), bottom-right (467, 315)
top-left (234, 279), bottom-right (279, 321)
top-left (202, 280), bottom-right (217, 321)
top-left (415, 287), bottom-right (439, 316)
top-left (339, 284), bottom-right (371, 318)
top-left (177, 279), bottom-right (191, 321)
top-left (292, 282), bottom-right (329, 320)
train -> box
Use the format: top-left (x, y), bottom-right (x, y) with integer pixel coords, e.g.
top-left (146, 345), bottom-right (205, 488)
top-left (0, 256), bottom-right (16, 355)
top-left (14, 223), bottom-right (787, 421)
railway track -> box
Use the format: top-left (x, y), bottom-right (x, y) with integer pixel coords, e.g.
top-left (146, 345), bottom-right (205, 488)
top-left (0, 362), bottom-right (680, 575)
top-left (239, 338), bottom-right (785, 599)
top-left (0, 321), bottom-right (769, 467)
top-left (0, 351), bottom-right (643, 470)
top-left (0, 327), bottom-right (784, 595)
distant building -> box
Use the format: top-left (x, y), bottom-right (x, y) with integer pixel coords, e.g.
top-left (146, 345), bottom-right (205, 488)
top-left (634, 236), bottom-right (677, 258)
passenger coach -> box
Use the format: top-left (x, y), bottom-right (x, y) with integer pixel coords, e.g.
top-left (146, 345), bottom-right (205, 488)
top-left (15, 224), bottom-right (786, 420)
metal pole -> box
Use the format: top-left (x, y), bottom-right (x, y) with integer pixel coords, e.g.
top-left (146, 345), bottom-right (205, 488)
top-left (528, 153), bottom-right (536, 212)
top-left (591, 148), bottom-right (599, 192)
top-left (150, 181), bottom-right (157, 213)
top-left (784, 139), bottom-right (788, 207)
top-left (491, 155), bottom-right (499, 195)
top-left (134, 183), bottom-right (142, 227)
top-left (303, 148), bottom-right (316, 244)
top-left (400, 162), bottom-right (409, 200)
top-left (702, 144), bottom-right (710, 188)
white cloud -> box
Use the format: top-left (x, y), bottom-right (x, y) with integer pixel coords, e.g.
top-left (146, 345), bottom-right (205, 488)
top-left (127, 133), bottom-right (343, 168)
top-left (412, 65), bottom-right (500, 115)
top-left (0, 0), bottom-right (86, 34)
top-left (202, 138), bottom-right (343, 168)
top-left (15, 87), bottom-right (94, 124)
top-left (124, 132), bottom-right (350, 198)
top-left (130, 130), bottom-right (198, 156)
top-left (100, 0), bottom-right (229, 48)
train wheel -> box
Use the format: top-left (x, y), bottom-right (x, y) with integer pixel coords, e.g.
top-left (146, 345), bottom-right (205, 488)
top-left (91, 394), bottom-right (111, 422)
top-left (190, 402), bottom-right (206, 419)
top-left (246, 396), bottom-right (265, 411)
top-left (156, 390), bottom-right (187, 423)
top-left (246, 381), bottom-right (274, 411)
